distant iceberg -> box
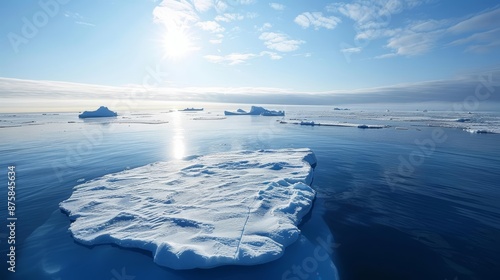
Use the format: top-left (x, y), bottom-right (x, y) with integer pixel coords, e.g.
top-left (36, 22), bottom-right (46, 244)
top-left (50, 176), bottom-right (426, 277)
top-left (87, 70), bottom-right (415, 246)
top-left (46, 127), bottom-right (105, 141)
top-left (78, 106), bottom-right (117, 118)
top-left (224, 106), bottom-right (285, 116)
top-left (179, 108), bottom-right (204, 112)
top-left (60, 148), bottom-right (317, 270)
top-left (464, 128), bottom-right (490, 134)
top-left (300, 121), bottom-right (316, 126)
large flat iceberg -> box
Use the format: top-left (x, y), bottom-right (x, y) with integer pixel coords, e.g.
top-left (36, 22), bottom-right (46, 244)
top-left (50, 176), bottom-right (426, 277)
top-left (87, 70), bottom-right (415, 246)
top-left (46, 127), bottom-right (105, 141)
top-left (60, 149), bottom-right (317, 270)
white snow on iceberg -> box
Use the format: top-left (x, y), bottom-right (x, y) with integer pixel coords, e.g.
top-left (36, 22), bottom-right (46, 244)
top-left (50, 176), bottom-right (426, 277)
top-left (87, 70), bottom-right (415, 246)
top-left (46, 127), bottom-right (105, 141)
top-left (60, 148), bottom-right (317, 270)
top-left (78, 106), bottom-right (117, 118)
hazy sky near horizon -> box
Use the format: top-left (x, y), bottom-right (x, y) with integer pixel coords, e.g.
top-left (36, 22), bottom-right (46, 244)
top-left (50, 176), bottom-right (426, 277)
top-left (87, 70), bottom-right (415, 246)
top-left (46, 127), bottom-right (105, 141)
top-left (1, 0), bottom-right (500, 102)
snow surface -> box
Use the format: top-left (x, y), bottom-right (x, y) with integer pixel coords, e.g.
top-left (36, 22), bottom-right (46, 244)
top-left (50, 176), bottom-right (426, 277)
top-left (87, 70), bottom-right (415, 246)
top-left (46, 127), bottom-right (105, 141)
top-left (78, 106), bottom-right (117, 118)
top-left (60, 148), bottom-right (317, 270)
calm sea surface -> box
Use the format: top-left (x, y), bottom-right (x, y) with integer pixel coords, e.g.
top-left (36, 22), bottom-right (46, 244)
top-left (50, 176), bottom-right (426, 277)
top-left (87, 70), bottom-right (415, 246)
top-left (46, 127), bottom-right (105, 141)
top-left (1, 104), bottom-right (499, 280)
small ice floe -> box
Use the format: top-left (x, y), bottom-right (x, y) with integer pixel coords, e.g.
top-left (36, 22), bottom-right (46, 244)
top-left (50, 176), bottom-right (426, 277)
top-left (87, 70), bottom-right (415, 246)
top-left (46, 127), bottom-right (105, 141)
top-left (464, 129), bottom-right (490, 134)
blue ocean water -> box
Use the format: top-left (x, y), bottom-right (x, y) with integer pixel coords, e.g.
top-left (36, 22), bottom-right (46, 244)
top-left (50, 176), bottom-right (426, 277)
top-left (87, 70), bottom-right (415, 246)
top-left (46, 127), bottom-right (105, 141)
top-left (0, 104), bottom-right (499, 280)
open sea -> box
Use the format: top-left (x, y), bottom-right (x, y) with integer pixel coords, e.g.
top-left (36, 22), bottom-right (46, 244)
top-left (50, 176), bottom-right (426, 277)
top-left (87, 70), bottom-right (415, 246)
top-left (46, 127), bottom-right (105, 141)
top-left (0, 103), bottom-right (499, 280)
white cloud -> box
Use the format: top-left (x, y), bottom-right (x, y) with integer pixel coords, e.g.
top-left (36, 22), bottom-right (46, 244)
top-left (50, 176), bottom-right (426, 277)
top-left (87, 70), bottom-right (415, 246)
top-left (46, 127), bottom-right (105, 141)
top-left (215, 13), bottom-right (244, 22)
top-left (240, 0), bottom-right (256, 5)
top-left (192, 0), bottom-right (214, 12)
top-left (64, 11), bottom-right (95, 27)
top-left (374, 53), bottom-right (397, 59)
top-left (205, 53), bottom-right (257, 65)
top-left (292, 53), bottom-right (312, 58)
top-left (75, 21), bottom-right (96, 27)
top-left (214, 0), bottom-right (228, 12)
top-left (410, 19), bottom-right (448, 33)
top-left (379, 7), bottom-right (500, 57)
top-left (385, 29), bottom-right (445, 56)
top-left (209, 33), bottom-right (224, 44)
top-left (64, 11), bottom-right (83, 19)
top-left (259, 32), bottom-right (305, 52)
top-left (328, 0), bottom-right (424, 40)
top-left (245, 12), bottom-right (259, 19)
top-left (340, 47), bottom-right (362, 53)
top-left (258, 22), bottom-right (272, 32)
top-left (260, 51), bottom-right (283, 60)
top-left (329, 0), bottom-right (500, 58)
top-left (196, 21), bottom-right (225, 33)
top-left (269, 3), bottom-right (285, 11)
top-left (153, 0), bottom-right (200, 28)
top-left (449, 28), bottom-right (500, 53)
top-left (294, 12), bottom-right (341, 30)
top-left (448, 8), bottom-right (500, 34)
top-left (204, 51), bottom-right (282, 65)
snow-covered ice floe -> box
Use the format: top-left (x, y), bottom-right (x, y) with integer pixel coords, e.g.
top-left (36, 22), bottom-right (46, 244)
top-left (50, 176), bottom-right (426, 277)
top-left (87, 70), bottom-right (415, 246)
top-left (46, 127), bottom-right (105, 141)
top-left (78, 106), bottom-right (118, 118)
top-left (60, 148), bottom-right (317, 270)
top-left (281, 120), bottom-right (387, 129)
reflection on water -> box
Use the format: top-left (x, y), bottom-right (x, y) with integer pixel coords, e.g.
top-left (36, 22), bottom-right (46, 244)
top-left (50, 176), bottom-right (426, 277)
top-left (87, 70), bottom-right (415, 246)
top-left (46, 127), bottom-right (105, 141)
top-left (171, 111), bottom-right (186, 159)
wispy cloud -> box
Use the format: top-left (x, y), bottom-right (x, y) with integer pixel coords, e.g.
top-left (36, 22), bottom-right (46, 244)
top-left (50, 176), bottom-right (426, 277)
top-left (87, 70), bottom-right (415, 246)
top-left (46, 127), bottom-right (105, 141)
top-left (257, 22), bottom-right (272, 32)
top-left (259, 32), bottom-right (305, 52)
top-left (153, 0), bottom-right (199, 27)
top-left (329, 0), bottom-right (500, 58)
top-left (204, 51), bottom-right (282, 65)
top-left (449, 28), bottom-right (500, 53)
top-left (215, 13), bottom-right (244, 22)
top-left (340, 47), bottom-right (362, 54)
top-left (448, 7), bottom-right (500, 34)
top-left (209, 33), bottom-right (224, 44)
top-left (328, 0), bottom-right (411, 30)
top-left (75, 21), bottom-right (96, 27)
top-left (269, 3), bottom-right (285, 11)
top-left (196, 21), bottom-right (225, 33)
top-left (374, 53), bottom-right (397, 59)
top-left (381, 7), bottom-right (500, 57)
top-left (192, 0), bottom-right (214, 12)
top-left (385, 28), bottom-right (445, 56)
top-left (204, 53), bottom-right (257, 65)
top-left (64, 11), bottom-right (95, 27)
top-left (240, 0), bottom-right (256, 5)
top-left (294, 12), bottom-right (341, 30)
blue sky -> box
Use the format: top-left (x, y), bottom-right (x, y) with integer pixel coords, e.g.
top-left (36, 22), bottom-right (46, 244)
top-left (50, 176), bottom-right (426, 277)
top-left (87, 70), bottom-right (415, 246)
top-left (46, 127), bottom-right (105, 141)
top-left (1, 0), bottom-right (500, 110)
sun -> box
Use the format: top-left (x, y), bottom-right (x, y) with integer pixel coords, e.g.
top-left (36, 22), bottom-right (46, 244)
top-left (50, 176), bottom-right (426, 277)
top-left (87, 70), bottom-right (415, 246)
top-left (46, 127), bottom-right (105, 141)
top-left (163, 28), bottom-right (193, 59)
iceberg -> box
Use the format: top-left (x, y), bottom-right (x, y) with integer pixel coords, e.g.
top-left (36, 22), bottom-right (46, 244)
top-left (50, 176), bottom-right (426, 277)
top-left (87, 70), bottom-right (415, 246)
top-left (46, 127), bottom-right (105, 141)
top-left (179, 108), bottom-right (204, 112)
top-left (300, 121), bottom-right (316, 126)
top-left (224, 106), bottom-right (285, 116)
top-left (60, 148), bottom-right (317, 270)
top-left (78, 106), bottom-right (117, 118)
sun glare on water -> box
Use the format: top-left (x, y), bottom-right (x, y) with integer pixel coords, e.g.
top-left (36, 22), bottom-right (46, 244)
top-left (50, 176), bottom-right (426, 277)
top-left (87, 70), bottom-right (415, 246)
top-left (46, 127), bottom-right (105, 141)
top-left (163, 28), bottom-right (193, 59)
